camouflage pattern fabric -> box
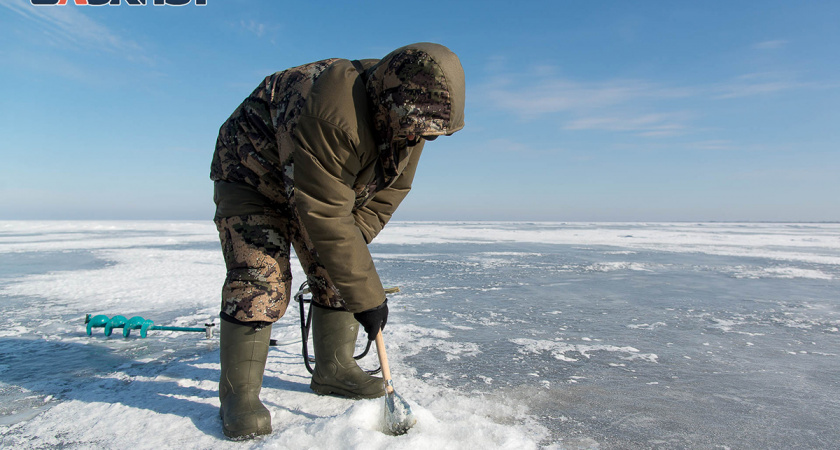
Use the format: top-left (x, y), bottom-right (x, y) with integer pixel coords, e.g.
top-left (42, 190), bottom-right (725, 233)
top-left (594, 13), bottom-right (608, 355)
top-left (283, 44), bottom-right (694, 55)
top-left (365, 45), bottom-right (465, 188)
top-left (211, 59), bottom-right (347, 321)
top-left (210, 59), bottom-right (339, 204)
top-left (215, 212), bottom-right (345, 323)
top-left (215, 214), bottom-right (293, 322)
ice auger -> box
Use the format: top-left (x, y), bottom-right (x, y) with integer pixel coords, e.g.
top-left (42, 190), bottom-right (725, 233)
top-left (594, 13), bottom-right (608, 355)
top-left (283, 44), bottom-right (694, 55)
top-left (85, 314), bottom-right (215, 339)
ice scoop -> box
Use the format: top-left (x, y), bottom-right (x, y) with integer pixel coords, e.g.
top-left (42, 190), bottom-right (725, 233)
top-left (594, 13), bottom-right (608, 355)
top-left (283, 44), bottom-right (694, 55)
top-left (374, 331), bottom-right (417, 435)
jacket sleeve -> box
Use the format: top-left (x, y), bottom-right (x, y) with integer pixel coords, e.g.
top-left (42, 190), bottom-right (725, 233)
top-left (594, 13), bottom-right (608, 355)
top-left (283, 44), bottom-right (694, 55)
top-left (292, 115), bottom-right (386, 313)
top-left (354, 144), bottom-right (423, 243)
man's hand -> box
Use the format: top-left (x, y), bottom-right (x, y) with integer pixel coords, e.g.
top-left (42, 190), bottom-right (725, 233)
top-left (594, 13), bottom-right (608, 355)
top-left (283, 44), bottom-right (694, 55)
top-left (354, 299), bottom-right (388, 341)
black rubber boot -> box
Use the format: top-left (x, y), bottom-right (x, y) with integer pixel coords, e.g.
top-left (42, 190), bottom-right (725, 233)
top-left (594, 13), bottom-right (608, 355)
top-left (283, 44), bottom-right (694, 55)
top-left (310, 306), bottom-right (386, 399)
top-left (219, 318), bottom-right (272, 440)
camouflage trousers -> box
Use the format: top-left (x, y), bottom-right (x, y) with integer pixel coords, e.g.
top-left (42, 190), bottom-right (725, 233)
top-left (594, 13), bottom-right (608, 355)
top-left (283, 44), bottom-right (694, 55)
top-left (214, 181), bottom-right (345, 323)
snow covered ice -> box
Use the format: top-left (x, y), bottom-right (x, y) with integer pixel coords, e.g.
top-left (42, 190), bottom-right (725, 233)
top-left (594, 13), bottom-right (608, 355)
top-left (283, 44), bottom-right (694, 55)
top-left (1, 221), bottom-right (839, 449)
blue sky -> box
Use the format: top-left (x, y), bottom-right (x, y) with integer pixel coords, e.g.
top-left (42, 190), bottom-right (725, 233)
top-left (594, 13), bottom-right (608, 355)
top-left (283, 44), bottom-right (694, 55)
top-left (1, 0), bottom-right (838, 221)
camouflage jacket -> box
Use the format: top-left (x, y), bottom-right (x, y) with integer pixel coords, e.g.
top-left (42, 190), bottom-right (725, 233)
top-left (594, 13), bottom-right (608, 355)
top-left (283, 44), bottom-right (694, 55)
top-left (213, 43), bottom-right (466, 312)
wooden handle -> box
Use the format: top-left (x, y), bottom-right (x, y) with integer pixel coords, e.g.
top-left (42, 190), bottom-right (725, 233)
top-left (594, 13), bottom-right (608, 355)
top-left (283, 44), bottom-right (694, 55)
top-left (374, 331), bottom-right (394, 394)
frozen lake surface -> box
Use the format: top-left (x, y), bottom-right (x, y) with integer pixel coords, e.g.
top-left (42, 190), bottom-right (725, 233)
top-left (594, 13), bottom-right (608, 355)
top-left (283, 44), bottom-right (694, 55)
top-left (1, 221), bottom-right (838, 449)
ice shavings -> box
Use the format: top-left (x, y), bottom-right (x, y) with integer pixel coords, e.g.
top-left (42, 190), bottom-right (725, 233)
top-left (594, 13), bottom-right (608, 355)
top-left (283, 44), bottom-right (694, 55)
top-left (697, 308), bottom-right (840, 335)
top-left (730, 265), bottom-right (834, 280)
top-left (390, 324), bottom-right (482, 361)
top-left (511, 338), bottom-right (659, 363)
top-left (442, 323), bottom-right (475, 331)
top-left (584, 262), bottom-right (656, 272)
top-left (627, 322), bottom-right (667, 330)
top-left (0, 325), bottom-right (29, 337)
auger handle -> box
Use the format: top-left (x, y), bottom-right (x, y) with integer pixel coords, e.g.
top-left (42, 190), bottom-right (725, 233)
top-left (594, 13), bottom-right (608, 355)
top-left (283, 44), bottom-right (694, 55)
top-left (374, 331), bottom-right (395, 394)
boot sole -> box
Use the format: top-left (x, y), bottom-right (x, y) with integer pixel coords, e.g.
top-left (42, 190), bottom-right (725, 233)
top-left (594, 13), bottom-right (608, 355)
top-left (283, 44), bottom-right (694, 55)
top-left (220, 407), bottom-right (272, 440)
top-left (310, 380), bottom-right (385, 399)
top-left (223, 427), bottom-right (272, 441)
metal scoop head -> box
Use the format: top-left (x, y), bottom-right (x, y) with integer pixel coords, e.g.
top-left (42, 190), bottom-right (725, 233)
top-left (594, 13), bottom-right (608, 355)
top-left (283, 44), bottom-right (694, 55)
top-left (383, 380), bottom-right (416, 435)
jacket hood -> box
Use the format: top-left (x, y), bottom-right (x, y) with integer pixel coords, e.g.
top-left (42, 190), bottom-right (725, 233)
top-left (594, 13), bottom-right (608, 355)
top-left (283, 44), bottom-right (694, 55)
top-left (365, 42), bottom-right (465, 147)
top-left (362, 42), bottom-right (465, 186)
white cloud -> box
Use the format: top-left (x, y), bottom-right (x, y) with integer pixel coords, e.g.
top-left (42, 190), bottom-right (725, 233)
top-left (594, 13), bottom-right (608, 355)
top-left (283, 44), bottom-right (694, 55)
top-left (0, 0), bottom-right (147, 59)
top-left (483, 138), bottom-right (538, 153)
top-left (563, 113), bottom-right (690, 138)
top-left (484, 77), bottom-right (692, 119)
top-left (712, 72), bottom-right (815, 99)
top-left (240, 19), bottom-right (267, 37)
top-left (481, 62), bottom-right (836, 137)
top-left (236, 18), bottom-right (282, 45)
top-left (480, 68), bottom-right (695, 136)
top-left (686, 140), bottom-right (737, 151)
top-left (753, 39), bottom-right (789, 50)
